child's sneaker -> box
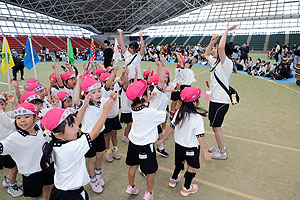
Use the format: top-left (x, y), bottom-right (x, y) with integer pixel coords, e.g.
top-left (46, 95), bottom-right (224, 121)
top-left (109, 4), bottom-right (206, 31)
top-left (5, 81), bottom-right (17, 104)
top-left (156, 148), bottom-right (169, 158)
top-left (210, 150), bottom-right (227, 160)
top-left (112, 149), bottom-right (121, 160)
top-left (180, 184), bottom-right (199, 197)
top-left (7, 184), bottom-right (23, 197)
top-left (96, 173), bottom-right (104, 186)
top-left (208, 145), bottom-right (226, 153)
top-left (169, 175), bottom-right (181, 188)
top-left (126, 184), bottom-right (139, 195)
top-left (104, 151), bottom-right (113, 162)
top-left (122, 136), bottom-right (129, 143)
top-left (2, 176), bottom-right (22, 187)
top-left (89, 180), bottom-right (103, 193)
top-left (143, 191), bottom-right (154, 200)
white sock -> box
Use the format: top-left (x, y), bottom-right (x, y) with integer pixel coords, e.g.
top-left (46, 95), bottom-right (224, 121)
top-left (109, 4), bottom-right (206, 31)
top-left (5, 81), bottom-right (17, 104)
top-left (90, 175), bottom-right (97, 182)
top-left (158, 143), bottom-right (164, 150)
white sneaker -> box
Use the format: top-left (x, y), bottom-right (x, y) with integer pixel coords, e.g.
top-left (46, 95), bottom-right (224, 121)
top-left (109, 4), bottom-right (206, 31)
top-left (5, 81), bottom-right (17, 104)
top-left (126, 184), bottom-right (139, 195)
top-left (143, 191), bottom-right (154, 200)
top-left (208, 145), bottom-right (226, 153)
top-left (210, 150), bottom-right (227, 160)
top-left (122, 136), bottom-right (129, 143)
top-left (2, 176), bottom-right (22, 188)
top-left (7, 184), bottom-right (23, 197)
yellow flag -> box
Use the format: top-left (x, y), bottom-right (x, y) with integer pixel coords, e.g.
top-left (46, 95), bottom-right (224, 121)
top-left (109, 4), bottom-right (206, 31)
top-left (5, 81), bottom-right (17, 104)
top-left (1, 38), bottom-right (15, 75)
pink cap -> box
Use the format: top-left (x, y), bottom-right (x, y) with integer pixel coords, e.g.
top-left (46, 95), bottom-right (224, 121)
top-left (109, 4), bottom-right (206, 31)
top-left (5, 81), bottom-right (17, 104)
top-left (23, 78), bottom-right (39, 88)
top-left (49, 73), bottom-right (56, 81)
top-left (180, 87), bottom-right (202, 102)
top-left (81, 77), bottom-right (101, 92)
top-left (27, 83), bottom-right (44, 93)
top-left (106, 67), bottom-right (112, 72)
top-left (0, 93), bottom-right (6, 101)
top-left (84, 74), bottom-right (95, 79)
top-left (126, 80), bottom-right (147, 101)
top-left (96, 68), bottom-right (105, 77)
top-left (85, 69), bottom-right (92, 75)
top-left (41, 108), bottom-right (73, 131)
top-left (99, 72), bottom-right (111, 82)
top-left (20, 91), bottom-right (41, 103)
top-left (14, 102), bottom-right (39, 117)
top-left (165, 70), bottom-right (170, 77)
top-left (143, 70), bottom-right (154, 79)
top-left (61, 72), bottom-right (75, 81)
top-left (57, 91), bottom-right (71, 102)
top-left (148, 74), bottom-right (160, 85)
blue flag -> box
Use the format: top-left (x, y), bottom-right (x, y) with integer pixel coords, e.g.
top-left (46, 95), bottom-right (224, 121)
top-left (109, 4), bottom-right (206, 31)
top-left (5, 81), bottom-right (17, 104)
top-left (24, 38), bottom-right (39, 70)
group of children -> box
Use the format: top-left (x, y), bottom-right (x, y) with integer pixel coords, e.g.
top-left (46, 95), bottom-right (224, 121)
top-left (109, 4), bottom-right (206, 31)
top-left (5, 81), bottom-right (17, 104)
top-left (0, 30), bottom-right (223, 200)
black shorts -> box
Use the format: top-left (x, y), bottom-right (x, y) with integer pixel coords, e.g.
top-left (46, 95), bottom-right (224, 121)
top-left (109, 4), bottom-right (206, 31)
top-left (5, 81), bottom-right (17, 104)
top-left (171, 91), bottom-right (180, 101)
top-left (0, 155), bottom-right (16, 169)
top-left (50, 186), bottom-right (89, 200)
top-left (208, 101), bottom-right (229, 127)
top-left (84, 132), bottom-right (106, 158)
top-left (120, 112), bottom-right (133, 124)
top-left (126, 141), bottom-right (158, 175)
top-left (103, 115), bottom-right (122, 133)
top-left (175, 143), bottom-right (200, 169)
top-left (157, 125), bottom-right (163, 135)
top-left (23, 170), bottom-right (54, 198)
top-left (180, 85), bottom-right (191, 92)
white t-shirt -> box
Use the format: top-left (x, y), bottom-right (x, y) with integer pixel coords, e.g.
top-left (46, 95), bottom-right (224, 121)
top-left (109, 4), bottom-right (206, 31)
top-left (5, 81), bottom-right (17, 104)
top-left (208, 55), bottom-right (233, 104)
top-left (120, 88), bottom-right (132, 113)
top-left (171, 111), bottom-right (205, 148)
top-left (173, 68), bottom-right (184, 84)
top-left (129, 106), bottom-right (166, 145)
top-left (53, 133), bottom-right (91, 191)
top-left (0, 127), bottom-right (44, 175)
top-left (180, 68), bottom-right (196, 85)
top-left (59, 86), bottom-right (74, 97)
top-left (123, 50), bottom-right (142, 80)
top-left (0, 111), bottom-right (16, 140)
top-left (149, 86), bottom-right (170, 111)
top-left (78, 99), bottom-right (107, 133)
top-left (101, 83), bottom-right (120, 118)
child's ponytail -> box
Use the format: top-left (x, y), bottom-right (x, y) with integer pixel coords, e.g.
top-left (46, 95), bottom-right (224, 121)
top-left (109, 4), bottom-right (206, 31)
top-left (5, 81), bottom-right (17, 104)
top-left (40, 139), bottom-right (55, 173)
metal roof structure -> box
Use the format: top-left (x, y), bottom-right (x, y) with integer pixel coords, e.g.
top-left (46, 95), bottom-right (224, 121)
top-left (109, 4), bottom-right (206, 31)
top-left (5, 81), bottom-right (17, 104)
top-left (2, 0), bottom-right (211, 34)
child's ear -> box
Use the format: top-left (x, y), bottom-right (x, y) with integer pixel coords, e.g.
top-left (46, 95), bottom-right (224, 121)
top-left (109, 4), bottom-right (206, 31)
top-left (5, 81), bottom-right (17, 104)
top-left (54, 132), bottom-right (63, 140)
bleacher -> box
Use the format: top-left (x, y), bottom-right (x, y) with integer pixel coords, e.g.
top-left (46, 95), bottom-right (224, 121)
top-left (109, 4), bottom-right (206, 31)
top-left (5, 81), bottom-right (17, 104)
top-left (160, 37), bottom-right (176, 46)
top-left (267, 34), bottom-right (285, 50)
top-left (249, 35), bottom-right (266, 51)
top-left (149, 37), bottom-right (164, 46)
top-left (200, 36), bottom-right (211, 45)
top-left (186, 36), bottom-right (201, 46)
top-left (5, 35), bottom-right (24, 53)
top-left (47, 36), bottom-right (66, 50)
top-left (173, 37), bottom-right (189, 45)
top-left (289, 33), bottom-right (300, 46)
top-left (72, 37), bottom-right (90, 49)
top-left (233, 35), bottom-right (248, 46)
top-left (84, 38), bottom-right (101, 48)
top-left (32, 36), bottom-right (57, 51)
top-left (15, 35), bottom-right (41, 52)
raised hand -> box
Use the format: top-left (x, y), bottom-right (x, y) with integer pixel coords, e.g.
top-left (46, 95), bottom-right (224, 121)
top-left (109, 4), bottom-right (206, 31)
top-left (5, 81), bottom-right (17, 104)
top-left (52, 63), bottom-right (57, 69)
top-left (117, 29), bottom-right (123, 33)
top-left (10, 79), bottom-right (19, 88)
top-left (7, 94), bottom-right (16, 104)
top-left (227, 24), bottom-right (238, 31)
top-left (103, 98), bottom-right (115, 114)
top-left (139, 31), bottom-right (143, 37)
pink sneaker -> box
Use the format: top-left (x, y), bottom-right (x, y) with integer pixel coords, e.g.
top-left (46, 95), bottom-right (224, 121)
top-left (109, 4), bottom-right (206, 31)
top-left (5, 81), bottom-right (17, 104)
top-left (143, 191), bottom-right (154, 200)
top-left (180, 184), bottom-right (198, 197)
top-left (89, 180), bottom-right (103, 193)
top-left (96, 173), bottom-right (105, 186)
top-left (104, 151), bottom-right (113, 162)
top-left (169, 175), bottom-right (181, 188)
top-left (126, 185), bottom-right (139, 195)
top-left (112, 149), bottom-right (121, 160)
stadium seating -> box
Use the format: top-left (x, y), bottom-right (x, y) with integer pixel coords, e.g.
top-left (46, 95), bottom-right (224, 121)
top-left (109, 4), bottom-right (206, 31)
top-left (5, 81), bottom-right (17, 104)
top-left (15, 35), bottom-right (41, 52)
top-left (150, 37), bottom-right (164, 46)
top-left (289, 33), bottom-right (300, 46)
top-left (5, 35), bottom-right (24, 53)
top-left (72, 37), bottom-right (90, 49)
top-left (32, 36), bottom-right (58, 51)
top-left (233, 35), bottom-right (248, 46)
top-left (160, 37), bottom-right (176, 45)
top-left (173, 37), bottom-right (189, 45)
top-left (249, 35), bottom-right (266, 51)
top-left (47, 36), bottom-right (66, 50)
top-left (186, 36), bottom-right (201, 46)
top-left (267, 34), bottom-right (285, 50)
top-left (200, 36), bottom-right (211, 45)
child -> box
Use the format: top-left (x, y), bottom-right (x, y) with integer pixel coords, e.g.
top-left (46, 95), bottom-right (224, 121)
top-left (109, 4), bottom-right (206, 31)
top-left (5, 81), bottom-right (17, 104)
top-left (100, 67), bottom-right (123, 162)
top-left (73, 75), bottom-right (109, 193)
top-left (125, 80), bottom-right (167, 200)
top-left (40, 95), bottom-right (115, 200)
top-left (56, 91), bottom-right (73, 109)
top-left (52, 64), bottom-right (77, 97)
top-left (0, 103), bottom-right (54, 200)
top-left (0, 93), bottom-right (23, 197)
top-left (157, 87), bottom-right (211, 197)
top-left (23, 78), bottom-right (39, 90)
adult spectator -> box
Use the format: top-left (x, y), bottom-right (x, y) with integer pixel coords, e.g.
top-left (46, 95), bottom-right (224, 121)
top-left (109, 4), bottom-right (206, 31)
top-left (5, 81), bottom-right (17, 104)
top-left (239, 43), bottom-right (249, 65)
top-left (294, 45), bottom-right (300, 67)
top-left (12, 55), bottom-right (25, 80)
top-left (103, 40), bottom-right (113, 68)
top-left (275, 42), bottom-right (281, 64)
